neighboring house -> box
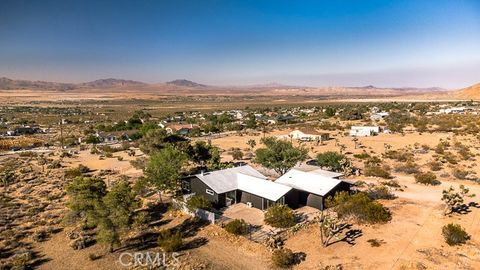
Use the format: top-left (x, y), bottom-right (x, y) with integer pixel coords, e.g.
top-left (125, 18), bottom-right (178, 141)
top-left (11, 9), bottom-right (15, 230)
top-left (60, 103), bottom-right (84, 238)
top-left (439, 107), bottom-right (467, 114)
top-left (370, 112), bottom-right (389, 121)
top-left (95, 132), bottom-right (118, 142)
top-left (349, 126), bottom-right (380, 137)
top-left (164, 123), bottom-right (199, 135)
top-left (182, 165), bottom-right (351, 211)
top-left (13, 126), bottom-right (40, 135)
top-left (289, 128), bottom-right (329, 142)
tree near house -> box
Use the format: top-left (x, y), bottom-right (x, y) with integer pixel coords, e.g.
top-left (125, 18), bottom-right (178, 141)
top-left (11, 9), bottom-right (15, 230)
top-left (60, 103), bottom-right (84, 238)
top-left (255, 137), bottom-right (308, 175)
top-left (316, 151), bottom-right (349, 173)
top-left (316, 211), bottom-right (350, 247)
top-left (95, 181), bottom-right (140, 252)
top-left (144, 145), bottom-right (188, 200)
top-left (65, 177), bottom-right (107, 226)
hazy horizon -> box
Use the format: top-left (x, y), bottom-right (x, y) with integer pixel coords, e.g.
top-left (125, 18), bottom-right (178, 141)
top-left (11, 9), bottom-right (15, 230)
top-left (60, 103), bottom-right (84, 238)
top-left (1, 0), bottom-right (479, 89)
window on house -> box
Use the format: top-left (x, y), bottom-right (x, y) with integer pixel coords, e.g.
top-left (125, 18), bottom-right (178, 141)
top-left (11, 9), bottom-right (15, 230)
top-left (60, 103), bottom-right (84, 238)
top-left (206, 189), bottom-right (214, 195)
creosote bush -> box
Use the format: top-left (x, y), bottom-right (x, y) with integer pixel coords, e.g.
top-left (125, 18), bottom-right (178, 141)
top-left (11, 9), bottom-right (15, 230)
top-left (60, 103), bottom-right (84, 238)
top-left (224, 219), bottom-right (248, 235)
top-left (414, 172), bottom-right (441, 186)
top-left (327, 192), bottom-right (391, 224)
top-left (364, 164), bottom-right (391, 179)
top-left (271, 248), bottom-right (295, 268)
top-left (442, 223), bottom-right (469, 246)
top-left (157, 229), bottom-right (183, 252)
top-left (264, 204), bottom-right (296, 228)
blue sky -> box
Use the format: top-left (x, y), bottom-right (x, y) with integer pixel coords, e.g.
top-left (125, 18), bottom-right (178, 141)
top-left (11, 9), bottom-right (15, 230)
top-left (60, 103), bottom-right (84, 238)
top-left (0, 0), bottom-right (479, 88)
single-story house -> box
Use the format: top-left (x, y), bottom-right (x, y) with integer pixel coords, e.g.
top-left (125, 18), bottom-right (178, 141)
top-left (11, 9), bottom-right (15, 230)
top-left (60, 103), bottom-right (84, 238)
top-left (289, 128), bottom-right (329, 142)
top-left (164, 123), bottom-right (199, 135)
top-left (370, 112), bottom-right (389, 121)
top-left (182, 165), bottom-right (351, 211)
top-left (275, 169), bottom-right (351, 210)
top-left (349, 126), bottom-right (380, 137)
top-left (182, 165), bottom-right (291, 210)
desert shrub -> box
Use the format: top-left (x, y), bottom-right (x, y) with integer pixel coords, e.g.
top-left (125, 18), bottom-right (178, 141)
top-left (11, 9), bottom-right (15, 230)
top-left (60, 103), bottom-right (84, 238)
top-left (394, 161), bottom-right (419, 174)
top-left (364, 164), bottom-right (391, 179)
top-left (105, 152), bottom-right (113, 158)
top-left (366, 185), bottom-right (396, 200)
top-left (157, 229), bottom-right (183, 252)
top-left (47, 160), bottom-right (62, 169)
top-left (452, 169), bottom-right (469, 180)
top-left (414, 172), bottom-right (441, 186)
top-left (316, 151), bottom-right (348, 172)
top-left (186, 195), bottom-right (212, 211)
top-left (60, 151), bottom-right (72, 158)
top-left (264, 204), bottom-right (296, 228)
top-left (353, 152), bottom-right (370, 159)
top-left (367, 238), bottom-right (384, 247)
top-left (271, 248), bottom-right (295, 268)
top-left (224, 219), bottom-right (248, 235)
top-left (18, 151), bottom-right (38, 157)
top-left (381, 179), bottom-right (401, 188)
top-left (117, 156), bottom-right (124, 161)
top-left (384, 150), bottom-right (413, 162)
top-left (435, 141), bottom-right (450, 154)
top-left (444, 153), bottom-right (458, 164)
top-left (442, 223), bottom-right (469, 246)
top-left (428, 161), bottom-right (443, 171)
top-left (327, 192), bottom-right (391, 224)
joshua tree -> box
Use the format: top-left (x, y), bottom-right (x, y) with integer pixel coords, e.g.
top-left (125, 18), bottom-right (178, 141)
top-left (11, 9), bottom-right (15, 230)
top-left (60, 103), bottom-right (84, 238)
top-left (247, 139), bottom-right (256, 150)
top-left (441, 185), bottom-right (475, 216)
top-left (352, 138), bottom-right (359, 149)
top-left (317, 212), bottom-right (349, 247)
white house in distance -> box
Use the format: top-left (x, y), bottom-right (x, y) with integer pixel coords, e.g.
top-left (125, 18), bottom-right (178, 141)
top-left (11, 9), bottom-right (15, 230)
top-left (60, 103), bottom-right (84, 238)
top-left (370, 112), bottom-right (389, 121)
top-left (349, 126), bottom-right (380, 137)
top-left (289, 128), bottom-right (329, 142)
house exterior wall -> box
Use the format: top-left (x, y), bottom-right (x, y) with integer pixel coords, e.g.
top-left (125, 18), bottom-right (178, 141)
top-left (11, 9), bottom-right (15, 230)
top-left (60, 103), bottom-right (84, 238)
top-left (239, 190), bottom-right (264, 210)
top-left (186, 177), bottom-right (226, 208)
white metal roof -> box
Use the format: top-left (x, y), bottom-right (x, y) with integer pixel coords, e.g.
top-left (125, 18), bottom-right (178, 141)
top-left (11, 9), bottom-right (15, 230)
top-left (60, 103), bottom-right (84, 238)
top-left (194, 165), bottom-right (291, 201)
top-left (195, 165), bottom-right (267, 194)
top-left (236, 173), bottom-right (292, 201)
top-left (275, 169), bottom-right (342, 196)
top-left (309, 168), bottom-right (344, 179)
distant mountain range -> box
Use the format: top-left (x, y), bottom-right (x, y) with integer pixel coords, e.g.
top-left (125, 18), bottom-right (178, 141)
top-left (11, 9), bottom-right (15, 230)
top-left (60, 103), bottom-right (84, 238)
top-left (0, 77), bottom-right (146, 90)
top-left (166, 79), bottom-right (206, 88)
top-left (1, 76), bottom-right (478, 100)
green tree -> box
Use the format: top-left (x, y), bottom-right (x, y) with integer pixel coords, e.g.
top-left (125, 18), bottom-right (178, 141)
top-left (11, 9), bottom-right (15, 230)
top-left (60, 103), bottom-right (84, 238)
top-left (324, 107), bottom-right (336, 118)
top-left (316, 151), bottom-right (349, 172)
top-left (254, 137), bottom-right (308, 175)
top-left (84, 134), bottom-right (101, 144)
top-left (138, 129), bottom-right (169, 154)
top-left (245, 113), bottom-right (257, 129)
top-left (95, 181), bottom-right (140, 252)
top-left (144, 145), bottom-right (188, 198)
top-left (66, 177), bottom-right (107, 226)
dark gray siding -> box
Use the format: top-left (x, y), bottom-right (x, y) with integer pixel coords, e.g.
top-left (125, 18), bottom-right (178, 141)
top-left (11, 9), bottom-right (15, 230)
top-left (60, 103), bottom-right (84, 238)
top-left (239, 191), bottom-right (264, 210)
top-left (185, 176), bottom-right (226, 208)
top-left (306, 193), bottom-right (324, 210)
top-left (284, 189), bottom-right (300, 209)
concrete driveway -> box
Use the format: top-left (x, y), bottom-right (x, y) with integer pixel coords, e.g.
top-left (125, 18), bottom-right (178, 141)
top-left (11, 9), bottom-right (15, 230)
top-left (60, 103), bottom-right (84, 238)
top-left (222, 203), bottom-right (265, 226)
